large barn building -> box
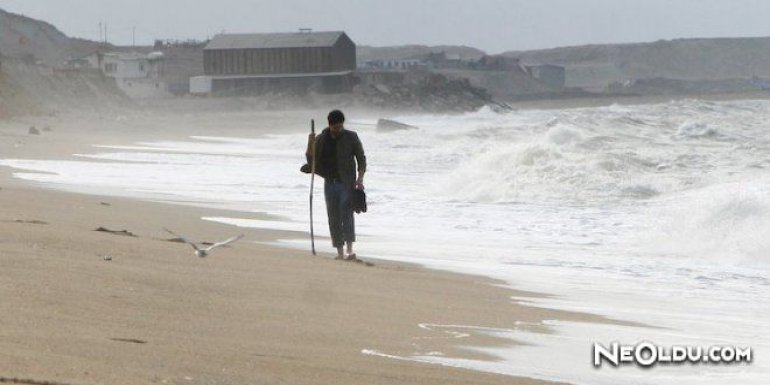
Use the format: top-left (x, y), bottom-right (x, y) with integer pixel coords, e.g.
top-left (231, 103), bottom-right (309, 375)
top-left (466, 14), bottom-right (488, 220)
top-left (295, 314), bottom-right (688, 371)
top-left (191, 31), bottom-right (356, 95)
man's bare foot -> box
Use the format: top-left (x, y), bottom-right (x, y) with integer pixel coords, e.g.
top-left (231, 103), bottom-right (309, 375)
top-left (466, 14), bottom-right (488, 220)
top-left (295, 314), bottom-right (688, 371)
top-left (345, 253), bottom-right (357, 261)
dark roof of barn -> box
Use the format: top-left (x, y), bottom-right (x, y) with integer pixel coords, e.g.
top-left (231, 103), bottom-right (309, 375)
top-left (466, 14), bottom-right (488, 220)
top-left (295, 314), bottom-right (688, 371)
top-left (205, 31), bottom-right (349, 50)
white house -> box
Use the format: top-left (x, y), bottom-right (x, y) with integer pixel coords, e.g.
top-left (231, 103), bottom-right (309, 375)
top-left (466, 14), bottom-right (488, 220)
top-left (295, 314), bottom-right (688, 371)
top-left (81, 51), bottom-right (168, 98)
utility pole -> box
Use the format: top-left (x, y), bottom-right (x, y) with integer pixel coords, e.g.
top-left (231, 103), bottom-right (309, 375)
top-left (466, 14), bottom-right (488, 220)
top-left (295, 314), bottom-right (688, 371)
top-left (133, 27), bottom-right (136, 47)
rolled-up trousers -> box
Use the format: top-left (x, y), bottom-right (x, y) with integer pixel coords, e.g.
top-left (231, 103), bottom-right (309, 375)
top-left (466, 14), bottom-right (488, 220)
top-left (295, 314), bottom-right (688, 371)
top-left (324, 179), bottom-right (355, 248)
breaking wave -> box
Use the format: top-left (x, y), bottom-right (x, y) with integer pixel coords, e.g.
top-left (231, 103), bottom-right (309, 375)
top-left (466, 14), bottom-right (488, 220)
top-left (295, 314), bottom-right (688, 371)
top-left (422, 100), bottom-right (770, 205)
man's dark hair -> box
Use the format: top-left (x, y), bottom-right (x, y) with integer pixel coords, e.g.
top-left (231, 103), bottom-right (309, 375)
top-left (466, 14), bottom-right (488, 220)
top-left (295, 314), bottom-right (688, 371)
top-left (328, 109), bottom-right (345, 125)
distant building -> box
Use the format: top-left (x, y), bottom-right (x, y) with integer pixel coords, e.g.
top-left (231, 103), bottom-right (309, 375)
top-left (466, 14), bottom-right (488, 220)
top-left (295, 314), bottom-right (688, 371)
top-left (525, 64), bottom-right (566, 89)
top-left (422, 51), bottom-right (468, 69)
top-left (192, 31), bottom-right (356, 95)
top-left (71, 51), bottom-right (167, 98)
top-left (361, 59), bottom-right (424, 71)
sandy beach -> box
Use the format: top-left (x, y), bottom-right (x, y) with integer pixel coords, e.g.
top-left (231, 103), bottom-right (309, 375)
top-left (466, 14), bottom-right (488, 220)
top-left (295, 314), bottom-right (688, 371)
top-left (0, 107), bottom-right (588, 384)
top-left (0, 107), bottom-right (623, 385)
top-left (2, 4), bottom-right (769, 382)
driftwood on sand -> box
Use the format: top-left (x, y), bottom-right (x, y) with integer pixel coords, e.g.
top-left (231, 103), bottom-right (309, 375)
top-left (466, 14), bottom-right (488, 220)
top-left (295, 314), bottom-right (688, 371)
top-left (93, 227), bottom-right (136, 237)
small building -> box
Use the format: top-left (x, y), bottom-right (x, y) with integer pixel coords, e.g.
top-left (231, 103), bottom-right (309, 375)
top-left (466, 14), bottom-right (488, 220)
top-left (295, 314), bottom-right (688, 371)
top-left (421, 51), bottom-right (468, 70)
top-left (525, 64), bottom-right (566, 89)
top-left (193, 31), bottom-right (356, 95)
top-left (361, 59), bottom-right (424, 71)
top-left (70, 51), bottom-right (167, 98)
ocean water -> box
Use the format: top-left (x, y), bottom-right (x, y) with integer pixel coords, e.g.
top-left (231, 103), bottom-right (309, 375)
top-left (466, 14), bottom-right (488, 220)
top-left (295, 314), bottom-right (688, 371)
top-left (2, 99), bottom-right (770, 384)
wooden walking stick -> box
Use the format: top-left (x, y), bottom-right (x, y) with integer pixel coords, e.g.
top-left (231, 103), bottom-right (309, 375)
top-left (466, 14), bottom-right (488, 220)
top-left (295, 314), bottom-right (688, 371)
top-left (309, 119), bottom-right (317, 255)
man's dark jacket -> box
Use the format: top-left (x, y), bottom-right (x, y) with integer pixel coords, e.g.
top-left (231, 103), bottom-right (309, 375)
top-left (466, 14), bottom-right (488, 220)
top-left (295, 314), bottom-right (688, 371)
top-left (304, 128), bottom-right (366, 189)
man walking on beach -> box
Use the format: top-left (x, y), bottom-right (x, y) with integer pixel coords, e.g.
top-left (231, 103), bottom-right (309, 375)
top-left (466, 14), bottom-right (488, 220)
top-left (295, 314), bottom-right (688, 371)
top-left (306, 110), bottom-right (366, 260)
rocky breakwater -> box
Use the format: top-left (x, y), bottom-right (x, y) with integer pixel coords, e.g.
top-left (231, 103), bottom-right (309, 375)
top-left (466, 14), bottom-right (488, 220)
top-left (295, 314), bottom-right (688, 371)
top-left (356, 73), bottom-right (511, 112)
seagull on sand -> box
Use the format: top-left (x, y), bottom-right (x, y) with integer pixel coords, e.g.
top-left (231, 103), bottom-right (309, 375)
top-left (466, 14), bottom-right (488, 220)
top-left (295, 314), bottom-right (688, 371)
top-left (163, 228), bottom-right (244, 258)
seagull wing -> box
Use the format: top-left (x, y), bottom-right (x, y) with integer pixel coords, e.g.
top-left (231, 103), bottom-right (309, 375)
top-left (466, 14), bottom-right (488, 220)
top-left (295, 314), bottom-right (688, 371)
top-left (163, 227), bottom-right (201, 251)
top-left (203, 234), bottom-right (245, 252)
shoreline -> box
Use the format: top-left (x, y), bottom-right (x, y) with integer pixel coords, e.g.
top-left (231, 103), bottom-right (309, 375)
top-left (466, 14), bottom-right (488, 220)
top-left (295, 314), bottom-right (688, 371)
top-left (0, 109), bottom-right (619, 385)
top-left (1, 92), bottom-right (768, 384)
top-left (506, 89), bottom-right (770, 110)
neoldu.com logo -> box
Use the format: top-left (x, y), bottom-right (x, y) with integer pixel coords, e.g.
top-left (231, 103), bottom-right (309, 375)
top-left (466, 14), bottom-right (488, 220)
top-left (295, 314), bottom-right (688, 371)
top-left (593, 342), bottom-right (752, 368)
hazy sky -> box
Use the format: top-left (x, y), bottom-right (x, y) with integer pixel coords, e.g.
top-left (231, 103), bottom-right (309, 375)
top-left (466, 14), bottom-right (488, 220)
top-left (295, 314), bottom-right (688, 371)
top-left (2, 0), bottom-right (770, 53)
